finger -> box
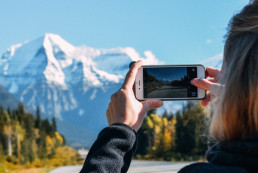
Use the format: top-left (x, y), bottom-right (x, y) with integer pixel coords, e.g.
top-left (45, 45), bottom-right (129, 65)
top-left (142, 99), bottom-right (163, 112)
top-left (206, 67), bottom-right (221, 78)
top-left (208, 78), bottom-right (215, 82)
top-left (201, 93), bottom-right (211, 107)
top-left (122, 60), bottom-right (143, 89)
top-left (192, 78), bottom-right (212, 91)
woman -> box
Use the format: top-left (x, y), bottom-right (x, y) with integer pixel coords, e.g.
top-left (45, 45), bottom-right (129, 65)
top-left (80, 1), bottom-right (258, 172)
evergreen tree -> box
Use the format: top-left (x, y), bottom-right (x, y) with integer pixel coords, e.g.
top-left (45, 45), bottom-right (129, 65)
top-left (0, 103), bottom-right (69, 166)
top-left (175, 111), bottom-right (184, 153)
top-left (22, 114), bottom-right (36, 163)
top-left (42, 119), bottom-right (53, 136)
top-left (162, 111), bottom-right (168, 119)
top-left (52, 117), bottom-right (57, 132)
top-left (0, 106), bottom-right (4, 114)
top-left (147, 109), bottom-right (156, 116)
top-left (35, 107), bottom-right (41, 128)
top-left (0, 110), bottom-right (7, 152)
top-left (17, 103), bottom-right (25, 115)
top-left (135, 122), bottom-right (150, 156)
top-left (167, 112), bottom-right (174, 121)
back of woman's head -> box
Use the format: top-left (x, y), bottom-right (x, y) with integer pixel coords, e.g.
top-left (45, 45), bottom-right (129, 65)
top-left (210, 0), bottom-right (258, 141)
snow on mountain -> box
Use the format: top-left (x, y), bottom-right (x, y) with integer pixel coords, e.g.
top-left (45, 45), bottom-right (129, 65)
top-left (0, 33), bottom-right (223, 148)
top-left (0, 33), bottom-right (162, 147)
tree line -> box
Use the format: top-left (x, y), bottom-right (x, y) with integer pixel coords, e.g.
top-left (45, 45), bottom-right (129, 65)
top-left (135, 101), bottom-right (211, 161)
top-left (0, 103), bottom-right (81, 172)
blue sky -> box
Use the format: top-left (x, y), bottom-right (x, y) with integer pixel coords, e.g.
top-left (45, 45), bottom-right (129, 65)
top-left (0, 0), bottom-right (249, 64)
top-left (146, 67), bottom-right (186, 82)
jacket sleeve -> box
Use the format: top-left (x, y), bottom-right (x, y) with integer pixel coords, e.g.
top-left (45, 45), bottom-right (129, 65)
top-left (80, 123), bottom-right (137, 173)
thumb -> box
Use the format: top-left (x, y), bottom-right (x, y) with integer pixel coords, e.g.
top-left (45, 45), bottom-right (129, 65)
top-left (142, 99), bottom-right (163, 112)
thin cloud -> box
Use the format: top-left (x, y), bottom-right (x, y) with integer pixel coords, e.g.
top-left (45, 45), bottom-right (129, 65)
top-left (206, 39), bottom-right (212, 44)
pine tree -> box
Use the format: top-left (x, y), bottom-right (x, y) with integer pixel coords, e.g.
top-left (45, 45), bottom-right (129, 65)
top-left (52, 117), bottom-right (57, 132)
top-left (162, 111), bottom-right (168, 119)
top-left (17, 103), bottom-right (25, 115)
top-left (175, 111), bottom-right (184, 153)
top-left (35, 107), bottom-right (41, 128)
top-left (22, 114), bottom-right (36, 163)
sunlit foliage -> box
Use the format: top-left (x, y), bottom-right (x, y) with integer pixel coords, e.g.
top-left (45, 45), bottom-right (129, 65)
top-left (135, 101), bottom-right (209, 161)
top-left (0, 103), bottom-right (82, 172)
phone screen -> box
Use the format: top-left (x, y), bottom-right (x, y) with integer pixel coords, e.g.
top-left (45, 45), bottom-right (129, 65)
top-left (143, 67), bottom-right (197, 98)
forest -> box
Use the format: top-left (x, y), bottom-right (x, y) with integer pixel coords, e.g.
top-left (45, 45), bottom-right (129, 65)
top-left (135, 101), bottom-right (213, 161)
top-left (0, 103), bottom-right (82, 173)
top-left (0, 100), bottom-right (213, 172)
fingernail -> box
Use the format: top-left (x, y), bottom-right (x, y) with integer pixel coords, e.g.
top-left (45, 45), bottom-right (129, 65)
top-left (156, 101), bottom-right (163, 107)
top-left (192, 78), bottom-right (199, 85)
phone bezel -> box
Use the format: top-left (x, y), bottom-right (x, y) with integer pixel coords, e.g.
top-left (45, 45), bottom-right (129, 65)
top-left (134, 64), bottom-right (206, 101)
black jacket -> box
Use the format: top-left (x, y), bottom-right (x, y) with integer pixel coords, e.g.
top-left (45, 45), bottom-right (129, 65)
top-left (80, 124), bottom-right (258, 173)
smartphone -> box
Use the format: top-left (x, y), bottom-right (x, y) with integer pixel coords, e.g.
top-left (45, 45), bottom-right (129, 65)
top-left (134, 64), bottom-right (206, 100)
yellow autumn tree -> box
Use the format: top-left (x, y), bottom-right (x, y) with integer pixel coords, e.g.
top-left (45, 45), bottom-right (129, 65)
top-left (15, 122), bottom-right (25, 164)
top-left (46, 135), bottom-right (54, 156)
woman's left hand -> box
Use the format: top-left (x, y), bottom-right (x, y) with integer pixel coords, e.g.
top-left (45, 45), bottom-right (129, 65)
top-left (192, 67), bottom-right (222, 106)
top-left (106, 60), bottom-right (163, 131)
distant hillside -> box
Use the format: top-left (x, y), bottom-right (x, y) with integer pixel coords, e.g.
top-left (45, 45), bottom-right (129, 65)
top-left (0, 85), bottom-right (19, 109)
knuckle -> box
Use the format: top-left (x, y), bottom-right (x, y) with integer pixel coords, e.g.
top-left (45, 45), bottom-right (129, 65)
top-left (195, 79), bottom-right (201, 86)
top-left (200, 79), bottom-right (208, 86)
top-left (150, 103), bottom-right (155, 109)
top-left (119, 88), bottom-right (128, 96)
top-left (123, 85), bottom-right (132, 91)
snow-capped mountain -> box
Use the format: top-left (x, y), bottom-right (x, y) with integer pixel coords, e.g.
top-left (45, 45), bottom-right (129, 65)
top-left (0, 33), bottom-right (162, 147)
top-left (0, 33), bottom-right (223, 148)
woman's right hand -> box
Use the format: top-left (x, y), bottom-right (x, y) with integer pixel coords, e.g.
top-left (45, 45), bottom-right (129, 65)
top-left (106, 60), bottom-right (163, 132)
top-left (192, 67), bottom-right (222, 107)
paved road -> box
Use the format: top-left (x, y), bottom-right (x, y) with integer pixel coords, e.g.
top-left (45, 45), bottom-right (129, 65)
top-left (148, 86), bottom-right (187, 98)
top-left (49, 161), bottom-right (192, 173)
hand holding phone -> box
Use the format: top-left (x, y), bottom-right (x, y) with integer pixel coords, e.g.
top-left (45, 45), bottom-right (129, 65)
top-left (106, 61), bottom-right (163, 131)
top-left (192, 67), bottom-right (222, 106)
top-left (134, 65), bottom-right (206, 101)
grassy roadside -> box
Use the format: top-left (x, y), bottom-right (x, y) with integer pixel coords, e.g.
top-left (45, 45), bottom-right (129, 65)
top-left (4, 166), bottom-right (55, 173)
top-left (0, 146), bottom-right (84, 173)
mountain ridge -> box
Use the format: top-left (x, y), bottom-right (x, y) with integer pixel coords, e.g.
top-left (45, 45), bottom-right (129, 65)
top-left (0, 33), bottom-right (164, 147)
top-left (0, 33), bottom-right (223, 148)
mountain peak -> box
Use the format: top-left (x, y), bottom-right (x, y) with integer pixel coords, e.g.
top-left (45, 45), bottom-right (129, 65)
top-left (42, 33), bottom-right (75, 56)
top-left (0, 33), bottom-right (162, 93)
top-left (44, 32), bottom-right (58, 38)
top-left (0, 34), bottom-right (223, 147)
